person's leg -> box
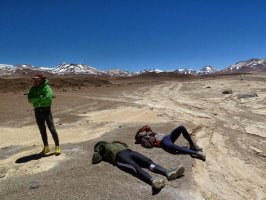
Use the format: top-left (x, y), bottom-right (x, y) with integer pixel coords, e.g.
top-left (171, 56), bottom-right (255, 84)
top-left (169, 126), bottom-right (194, 145)
top-left (44, 108), bottom-right (59, 146)
top-left (116, 150), bottom-right (165, 190)
top-left (130, 151), bottom-right (167, 175)
top-left (130, 151), bottom-right (185, 181)
top-left (161, 136), bottom-right (206, 160)
top-left (150, 164), bottom-right (185, 180)
top-left (161, 135), bottom-right (198, 154)
top-left (169, 126), bottom-right (203, 151)
top-left (35, 110), bottom-right (48, 146)
top-left (116, 150), bottom-right (155, 185)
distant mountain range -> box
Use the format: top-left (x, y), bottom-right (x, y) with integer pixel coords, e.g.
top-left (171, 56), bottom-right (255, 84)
top-left (0, 58), bottom-right (265, 77)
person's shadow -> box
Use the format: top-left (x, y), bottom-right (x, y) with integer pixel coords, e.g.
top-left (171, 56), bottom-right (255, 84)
top-left (15, 153), bottom-right (54, 163)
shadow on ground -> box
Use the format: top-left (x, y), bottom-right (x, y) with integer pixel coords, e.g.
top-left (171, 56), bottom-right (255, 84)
top-left (15, 153), bottom-right (54, 163)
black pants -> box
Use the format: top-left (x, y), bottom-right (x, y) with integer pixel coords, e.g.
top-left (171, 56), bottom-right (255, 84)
top-left (34, 107), bottom-right (59, 146)
top-left (160, 126), bottom-right (197, 154)
top-left (115, 150), bottom-right (161, 185)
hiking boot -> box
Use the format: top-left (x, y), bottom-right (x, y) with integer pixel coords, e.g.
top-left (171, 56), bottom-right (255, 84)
top-left (152, 179), bottom-right (165, 190)
top-left (191, 151), bottom-right (206, 161)
top-left (190, 144), bottom-right (203, 151)
top-left (166, 165), bottom-right (185, 181)
top-left (40, 146), bottom-right (50, 155)
top-left (55, 146), bottom-right (61, 156)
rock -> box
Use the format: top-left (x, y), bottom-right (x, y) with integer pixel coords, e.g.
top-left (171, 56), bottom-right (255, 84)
top-left (249, 146), bottom-right (263, 154)
top-left (258, 153), bottom-right (266, 158)
top-left (30, 181), bottom-right (39, 189)
top-left (222, 89), bottom-right (233, 94)
top-left (0, 174), bottom-right (5, 178)
top-left (238, 92), bottom-right (258, 99)
top-left (245, 125), bottom-right (265, 138)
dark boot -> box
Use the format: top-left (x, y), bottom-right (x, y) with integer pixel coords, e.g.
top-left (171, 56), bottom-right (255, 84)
top-left (190, 144), bottom-right (203, 151)
top-left (166, 165), bottom-right (185, 181)
top-left (150, 164), bottom-right (185, 181)
top-left (191, 151), bottom-right (206, 161)
top-left (151, 178), bottom-right (165, 190)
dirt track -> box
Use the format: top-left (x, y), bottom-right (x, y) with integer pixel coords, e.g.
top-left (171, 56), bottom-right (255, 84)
top-left (0, 74), bottom-right (265, 199)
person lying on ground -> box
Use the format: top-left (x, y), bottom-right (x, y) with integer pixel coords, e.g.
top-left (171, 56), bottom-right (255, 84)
top-left (135, 125), bottom-right (206, 161)
top-left (92, 141), bottom-right (185, 191)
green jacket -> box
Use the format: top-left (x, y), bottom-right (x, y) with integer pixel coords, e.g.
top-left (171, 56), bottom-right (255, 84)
top-left (92, 141), bottom-right (129, 164)
top-left (28, 79), bottom-right (53, 108)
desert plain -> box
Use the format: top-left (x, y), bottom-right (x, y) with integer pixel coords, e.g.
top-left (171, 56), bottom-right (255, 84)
top-left (0, 73), bottom-right (265, 200)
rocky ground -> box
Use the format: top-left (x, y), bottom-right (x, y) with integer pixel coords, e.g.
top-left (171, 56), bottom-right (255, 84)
top-left (0, 73), bottom-right (265, 200)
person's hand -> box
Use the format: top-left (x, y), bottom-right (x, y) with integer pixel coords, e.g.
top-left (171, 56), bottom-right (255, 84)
top-left (137, 125), bottom-right (152, 133)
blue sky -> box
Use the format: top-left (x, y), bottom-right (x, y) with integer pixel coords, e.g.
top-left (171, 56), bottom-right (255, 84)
top-left (0, 0), bottom-right (265, 72)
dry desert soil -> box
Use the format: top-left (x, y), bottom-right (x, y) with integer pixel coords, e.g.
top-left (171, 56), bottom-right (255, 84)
top-left (0, 73), bottom-right (265, 200)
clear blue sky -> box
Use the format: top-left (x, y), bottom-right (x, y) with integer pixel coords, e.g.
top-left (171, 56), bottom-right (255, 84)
top-left (0, 0), bottom-right (265, 71)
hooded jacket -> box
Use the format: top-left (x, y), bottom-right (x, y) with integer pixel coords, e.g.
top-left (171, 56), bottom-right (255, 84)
top-left (92, 141), bottom-right (129, 164)
top-left (28, 79), bottom-right (53, 108)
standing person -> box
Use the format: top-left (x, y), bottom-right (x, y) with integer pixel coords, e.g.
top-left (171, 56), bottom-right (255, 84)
top-left (28, 74), bottom-right (61, 156)
top-left (92, 141), bottom-right (185, 191)
top-left (135, 125), bottom-right (206, 161)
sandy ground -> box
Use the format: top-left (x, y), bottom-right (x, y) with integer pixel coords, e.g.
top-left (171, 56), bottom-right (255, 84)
top-left (0, 74), bottom-right (265, 200)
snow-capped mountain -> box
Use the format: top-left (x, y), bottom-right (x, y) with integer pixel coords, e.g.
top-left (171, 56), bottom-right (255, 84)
top-left (223, 58), bottom-right (266, 73)
top-left (0, 58), bottom-right (265, 77)
top-left (0, 64), bottom-right (51, 76)
top-left (198, 66), bottom-right (218, 74)
top-left (140, 69), bottom-right (165, 73)
top-left (0, 64), bottom-right (14, 76)
top-left (52, 63), bottom-right (106, 75)
top-left (0, 64), bottom-right (14, 70)
top-left (105, 69), bottom-right (133, 77)
top-left (174, 68), bottom-right (197, 75)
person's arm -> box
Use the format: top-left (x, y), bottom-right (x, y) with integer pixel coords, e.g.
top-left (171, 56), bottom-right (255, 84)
top-left (41, 85), bottom-right (53, 104)
top-left (112, 141), bottom-right (128, 147)
top-left (27, 87), bottom-right (40, 104)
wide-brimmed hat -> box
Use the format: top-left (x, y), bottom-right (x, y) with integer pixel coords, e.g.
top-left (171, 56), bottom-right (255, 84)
top-left (32, 74), bottom-right (44, 79)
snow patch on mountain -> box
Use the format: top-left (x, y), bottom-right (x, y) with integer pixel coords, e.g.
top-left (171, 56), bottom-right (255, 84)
top-left (140, 69), bottom-right (165, 73)
top-left (0, 58), bottom-right (265, 77)
top-left (105, 69), bottom-right (133, 77)
top-left (225, 58), bottom-right (266, 71)
top-left (174, 68), bottom-right (197, 74)
top-left (198, 66), bottom-right (217, 74)
top-left (52, 63), bottom-right (106, 75)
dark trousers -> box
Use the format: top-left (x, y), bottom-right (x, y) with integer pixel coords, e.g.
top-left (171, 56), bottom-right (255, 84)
top-left (34, 107), bottom-right (59, 146)
top-left (160, 126), bottom-right (197, 154)
top-left (115, 150), bottom-right (155, 185)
